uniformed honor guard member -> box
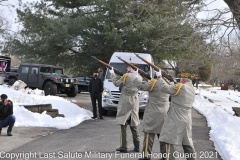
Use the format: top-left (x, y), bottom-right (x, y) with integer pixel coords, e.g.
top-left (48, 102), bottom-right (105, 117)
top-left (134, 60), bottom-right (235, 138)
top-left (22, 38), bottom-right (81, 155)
top-left (109, 65), bottom-right (142, 153)
top-left (156, 70), bottom-right (196, 160)
top-left (133, 69), bottom-right (170, 160)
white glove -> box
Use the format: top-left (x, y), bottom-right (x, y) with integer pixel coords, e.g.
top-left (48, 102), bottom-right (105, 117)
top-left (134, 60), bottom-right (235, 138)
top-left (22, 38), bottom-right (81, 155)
top-left (109, 67), bottom-right (114, 74)
top-left (170, 81), bottom-right (174, 85)
top-left (156, 69), bottom-right (162, 77)
top-left (133, 68), bottom-right (138, 78)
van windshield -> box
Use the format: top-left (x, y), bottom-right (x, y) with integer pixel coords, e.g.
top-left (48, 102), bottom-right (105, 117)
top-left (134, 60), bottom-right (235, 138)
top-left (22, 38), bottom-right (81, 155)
top-left (105, 63), bottom-right (150, 80)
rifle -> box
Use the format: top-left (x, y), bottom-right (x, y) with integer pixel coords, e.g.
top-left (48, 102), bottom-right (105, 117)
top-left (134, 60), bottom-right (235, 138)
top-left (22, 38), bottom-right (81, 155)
top-left (134, 53), bottom-right (175, 84)
top-left (68, 48), bottom-right (124, 77)
top-left (91, 56), bottom-right (123, 76)
top-left (116, 56), bottom-right (151, 80)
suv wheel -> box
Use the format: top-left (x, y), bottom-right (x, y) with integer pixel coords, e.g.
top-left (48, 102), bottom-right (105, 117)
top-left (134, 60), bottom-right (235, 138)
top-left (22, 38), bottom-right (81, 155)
top-left (8, 79), bottom-right (16, 86)
top-left (66, 85), bottom-right (78, 97)
top-left (44, 81), bottom-right (57, 95)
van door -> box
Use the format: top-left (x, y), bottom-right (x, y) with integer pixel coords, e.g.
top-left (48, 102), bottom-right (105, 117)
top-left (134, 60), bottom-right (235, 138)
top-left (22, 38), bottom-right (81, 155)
top-left (28, 67), bottom-right (39, 87)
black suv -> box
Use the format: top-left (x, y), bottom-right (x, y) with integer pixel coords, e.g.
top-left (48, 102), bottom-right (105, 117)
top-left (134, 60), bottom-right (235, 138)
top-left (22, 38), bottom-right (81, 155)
top-left (73, 76), bottom-right (92, 93)
top-left (4, 63), bottom-right (78, 97)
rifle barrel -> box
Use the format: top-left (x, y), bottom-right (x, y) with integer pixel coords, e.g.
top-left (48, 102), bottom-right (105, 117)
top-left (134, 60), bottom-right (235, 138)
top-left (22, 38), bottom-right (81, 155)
top-left (91, 56), bottom-right (123, 76)
top-left (116, 56), bottom-right (151, 80)
top-left (91, 56), bottom-right (99, 61)
top-left (68, 50), bottom-right (124, 76)
top-left (134, 53), bottom-right (174, 83)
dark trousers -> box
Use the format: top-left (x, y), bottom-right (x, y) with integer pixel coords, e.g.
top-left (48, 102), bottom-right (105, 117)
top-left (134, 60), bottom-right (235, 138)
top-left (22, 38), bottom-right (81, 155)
top-left (90, 93), bottom-right (102, 117)
top-left (0, 115), bottom-right (16, 132)
top-left (120, 118), bottom-right (140, 148)
top-left (120, 123), bottom-right (140, 148)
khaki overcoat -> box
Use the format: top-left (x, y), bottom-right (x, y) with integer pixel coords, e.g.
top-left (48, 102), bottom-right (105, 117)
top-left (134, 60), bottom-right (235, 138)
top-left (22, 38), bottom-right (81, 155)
top-left (110, 72), bottom-right (142, 126)
top-left (135, 78), bottom-right (169, 134)
top-left (158, 79), bottom-right (195, 146)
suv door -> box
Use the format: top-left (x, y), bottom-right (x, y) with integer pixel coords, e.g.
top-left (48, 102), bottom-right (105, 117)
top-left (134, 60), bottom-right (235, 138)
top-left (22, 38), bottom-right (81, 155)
top-left (28, 67), bottom-right (40, 88)
top-left (18, 65), bottom-right (29, 84)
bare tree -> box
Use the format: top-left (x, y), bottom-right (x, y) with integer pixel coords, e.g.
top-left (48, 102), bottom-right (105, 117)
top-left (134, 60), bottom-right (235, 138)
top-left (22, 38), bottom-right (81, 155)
top-left (0, 0), bottom-right (15, 53)
top-left (0, 11), bottom-right (10, 51)
top-left (193, 0), bottom-right (240, 47)
top-left (10, 55), bottom-right (21, 66)
top-left (210, 35), bottom-right (240, 86)
top-left (224, 0), bottom-right (240, 28)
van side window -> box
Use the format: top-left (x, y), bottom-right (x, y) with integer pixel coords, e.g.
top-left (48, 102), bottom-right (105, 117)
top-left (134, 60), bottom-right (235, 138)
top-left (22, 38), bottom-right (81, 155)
top-left (21, 66), bottom-right (29, 74)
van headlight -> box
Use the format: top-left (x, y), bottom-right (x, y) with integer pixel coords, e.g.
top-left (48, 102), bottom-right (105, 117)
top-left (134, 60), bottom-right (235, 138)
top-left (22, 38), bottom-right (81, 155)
top-left (139, 91), bottom-right (149, 100)
top-left (103, 88), bottom-right (111, 98)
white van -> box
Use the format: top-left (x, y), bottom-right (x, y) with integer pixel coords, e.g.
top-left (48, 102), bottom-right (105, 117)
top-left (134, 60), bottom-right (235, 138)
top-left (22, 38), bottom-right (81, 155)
top-left (102, 52), bottom-right (154, 115)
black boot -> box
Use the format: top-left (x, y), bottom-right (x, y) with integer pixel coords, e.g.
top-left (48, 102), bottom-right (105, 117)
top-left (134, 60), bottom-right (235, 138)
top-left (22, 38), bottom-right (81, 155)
top-left (116, 147), bottom-right (128, 153)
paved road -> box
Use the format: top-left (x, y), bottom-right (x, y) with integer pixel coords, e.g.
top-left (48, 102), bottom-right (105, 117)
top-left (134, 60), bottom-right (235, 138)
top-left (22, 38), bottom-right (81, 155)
top-left (1, 93), bottom-right (222, 160)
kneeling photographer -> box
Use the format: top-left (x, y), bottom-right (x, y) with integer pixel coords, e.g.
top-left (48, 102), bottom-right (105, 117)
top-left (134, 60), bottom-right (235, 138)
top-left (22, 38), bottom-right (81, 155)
top-left (0, 94), bottom-right (15, 136)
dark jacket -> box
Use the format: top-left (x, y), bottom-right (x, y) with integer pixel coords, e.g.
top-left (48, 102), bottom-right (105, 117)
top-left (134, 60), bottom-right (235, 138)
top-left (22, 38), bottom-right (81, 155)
top-left (88, 77), bottom-right (103, 94)
top-left (0, 101), bottom-right (13, 120)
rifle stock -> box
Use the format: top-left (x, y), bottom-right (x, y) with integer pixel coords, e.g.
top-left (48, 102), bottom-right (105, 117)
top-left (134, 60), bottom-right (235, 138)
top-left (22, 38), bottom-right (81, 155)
top-left (116, 56), bottom-right (151, 80)
top-left (134, 53), bottom-right (174, 83)
top-left (91, 56), bottom-right (123, 76)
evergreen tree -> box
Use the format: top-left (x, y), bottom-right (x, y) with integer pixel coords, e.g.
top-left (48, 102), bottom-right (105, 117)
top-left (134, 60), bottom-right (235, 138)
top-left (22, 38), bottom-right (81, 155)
top-left (4, 0), bottom-right (204, 76)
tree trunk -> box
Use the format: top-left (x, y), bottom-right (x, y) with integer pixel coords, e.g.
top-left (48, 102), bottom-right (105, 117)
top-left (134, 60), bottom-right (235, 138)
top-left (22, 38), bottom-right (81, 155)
top-left (224, 0), bottom-right (240, 29)
top-left (196, 79), bottom-right (199, 88)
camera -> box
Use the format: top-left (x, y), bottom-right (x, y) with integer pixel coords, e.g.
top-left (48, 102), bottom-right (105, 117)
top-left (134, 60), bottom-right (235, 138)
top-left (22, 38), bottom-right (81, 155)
top-left (1, 99), bottom-right (11, 104)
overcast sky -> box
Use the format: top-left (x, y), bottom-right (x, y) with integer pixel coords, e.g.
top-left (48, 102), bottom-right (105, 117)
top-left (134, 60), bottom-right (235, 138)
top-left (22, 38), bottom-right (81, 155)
top-left (0, 0), bottom-right (34, 33)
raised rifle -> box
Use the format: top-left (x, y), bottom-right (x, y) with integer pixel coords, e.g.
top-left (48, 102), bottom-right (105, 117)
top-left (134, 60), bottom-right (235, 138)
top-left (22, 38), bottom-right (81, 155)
top-left (91, 56), bottom-right (123, 76)
top-left (116, 56), bottom-right (151, 80)
top-left (134, 53), bottom-right (175, 84)
top-left (68, 48), bottom-right (124, 76)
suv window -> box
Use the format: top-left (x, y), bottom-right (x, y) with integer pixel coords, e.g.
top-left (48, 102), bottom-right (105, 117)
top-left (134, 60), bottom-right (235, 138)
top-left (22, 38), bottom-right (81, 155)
top-left (40, 67), bottom-right (51, 74)
top-left (39, 67), bottom-right (63, 75)
top-left (10, 67), bottom-right (18, 73)
top-left (86, 77), bottom-right (91, 82)
top-left (31, 67), bottom-right (39, 74)
top-left (21, 66), bottom-right (29, 73)
top-left (75, 76), bottom-right (92, 83)
top-left (54, 68), bottom-right (63, 74)
top-left (78, 76), bottom-right (85, 82)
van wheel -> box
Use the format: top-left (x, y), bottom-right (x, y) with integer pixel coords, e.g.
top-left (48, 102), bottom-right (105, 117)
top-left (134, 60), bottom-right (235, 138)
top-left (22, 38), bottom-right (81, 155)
top-left (66, 85), bottom-right (78, 97)
top-left (102, 109), bottom-right (108, 116)
top-left (44, 82), bottom-right (57, 95)
top-left (8, 79), bottom-right (16, 86)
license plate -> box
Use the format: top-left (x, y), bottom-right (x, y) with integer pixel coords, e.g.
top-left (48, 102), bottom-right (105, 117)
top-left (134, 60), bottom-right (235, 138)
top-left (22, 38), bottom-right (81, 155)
top-left (65, 84), bottom-right (70, 87)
